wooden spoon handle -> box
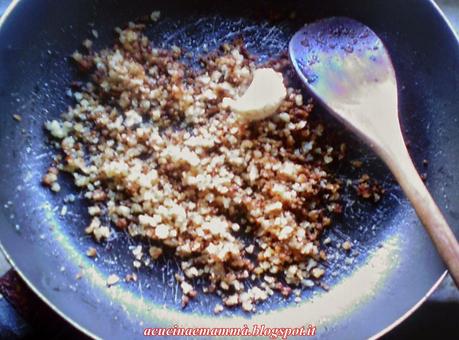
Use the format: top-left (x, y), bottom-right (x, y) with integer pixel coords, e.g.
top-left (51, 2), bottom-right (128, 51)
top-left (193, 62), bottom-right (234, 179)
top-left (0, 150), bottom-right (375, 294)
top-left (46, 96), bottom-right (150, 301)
top-left (383, 144), bottom-right (459, 287)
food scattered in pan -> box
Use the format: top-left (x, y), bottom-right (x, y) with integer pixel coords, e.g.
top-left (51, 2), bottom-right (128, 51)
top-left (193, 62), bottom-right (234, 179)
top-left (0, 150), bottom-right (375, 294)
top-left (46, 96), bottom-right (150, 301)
top-left (42, 15), bottom-right (382, 312)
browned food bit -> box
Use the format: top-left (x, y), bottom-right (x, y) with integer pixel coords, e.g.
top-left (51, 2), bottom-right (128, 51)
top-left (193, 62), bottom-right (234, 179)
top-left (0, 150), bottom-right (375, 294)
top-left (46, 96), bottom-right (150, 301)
top-left (342, 240), bottom-right (353, 251)
top-left (92, 189), bottom-right (107, 201)
top-left (213, 304), bottom-right (224, 314)
top-left (311, 267), bottom-right (325, 279)
top-left (42, 166), bottom-right (61, 192)
top-left (350, 160), bottom-right (363, 168)
top-left (148, 246), bottom-right (163, 260)
top-left (86, 247), bottom-right (97, 258)
top-left (125, 273), bottom-right (138, 282)
top-left (43, 21), bottom-right (378, 311)
top-left (356, 174), bottom-right (384, 202)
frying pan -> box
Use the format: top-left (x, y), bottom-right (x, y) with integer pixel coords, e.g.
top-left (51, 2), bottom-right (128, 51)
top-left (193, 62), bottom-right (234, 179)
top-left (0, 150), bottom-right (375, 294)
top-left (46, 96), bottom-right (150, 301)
top-left (0, 0), bottom-right (458, 338)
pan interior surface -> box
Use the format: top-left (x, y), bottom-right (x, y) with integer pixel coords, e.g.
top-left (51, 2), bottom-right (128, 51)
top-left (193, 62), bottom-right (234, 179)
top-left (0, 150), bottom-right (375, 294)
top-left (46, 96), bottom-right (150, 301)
top-left (0, 0), bottom-right (458, 339)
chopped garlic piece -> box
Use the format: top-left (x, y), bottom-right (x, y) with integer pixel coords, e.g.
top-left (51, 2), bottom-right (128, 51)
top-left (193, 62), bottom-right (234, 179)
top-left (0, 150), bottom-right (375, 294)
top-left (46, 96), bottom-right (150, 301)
top-left (225, 68), bottom-right (286, 122)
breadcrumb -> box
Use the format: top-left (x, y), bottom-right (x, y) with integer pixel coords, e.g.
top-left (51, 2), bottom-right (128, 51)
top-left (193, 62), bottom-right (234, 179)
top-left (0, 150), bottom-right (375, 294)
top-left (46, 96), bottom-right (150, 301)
top-left (42, 22), bottom-right (368, 312)
top-left (86, 247), bottom-right (97, 257)
top-left (107, 274), bottom-right (120, 286)
top-left (342, 240), bottom-right (353, 251)
top-left (150, 11), bottom-right (161, 22)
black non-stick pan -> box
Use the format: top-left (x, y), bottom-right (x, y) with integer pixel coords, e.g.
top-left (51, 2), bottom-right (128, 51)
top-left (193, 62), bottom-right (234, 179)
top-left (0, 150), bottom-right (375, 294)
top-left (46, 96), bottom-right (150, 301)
top-left (0, 0), bottom-right (458, 339)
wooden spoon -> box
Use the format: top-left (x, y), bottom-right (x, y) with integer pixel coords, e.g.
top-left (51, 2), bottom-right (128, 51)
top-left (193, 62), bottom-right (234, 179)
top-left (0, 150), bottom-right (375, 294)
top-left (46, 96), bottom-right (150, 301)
top-left (289, 17), bottom-right (459, 287)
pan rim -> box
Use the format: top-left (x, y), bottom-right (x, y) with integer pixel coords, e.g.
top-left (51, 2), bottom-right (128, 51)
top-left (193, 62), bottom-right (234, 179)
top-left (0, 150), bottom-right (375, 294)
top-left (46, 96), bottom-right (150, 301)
top-left (0, 0), bottom-right (455, 338)
top-left (0, 241), bottom-right (101, 340)
top-left (0, 242), bottom-right (449, 340)
top-left (0, 3), bottom-right (99, 339)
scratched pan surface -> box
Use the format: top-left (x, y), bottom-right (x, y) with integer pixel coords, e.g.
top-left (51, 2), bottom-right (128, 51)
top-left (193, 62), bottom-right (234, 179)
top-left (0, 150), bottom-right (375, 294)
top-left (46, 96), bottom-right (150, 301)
top-left (0, 0), bottom-right (459, 338)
